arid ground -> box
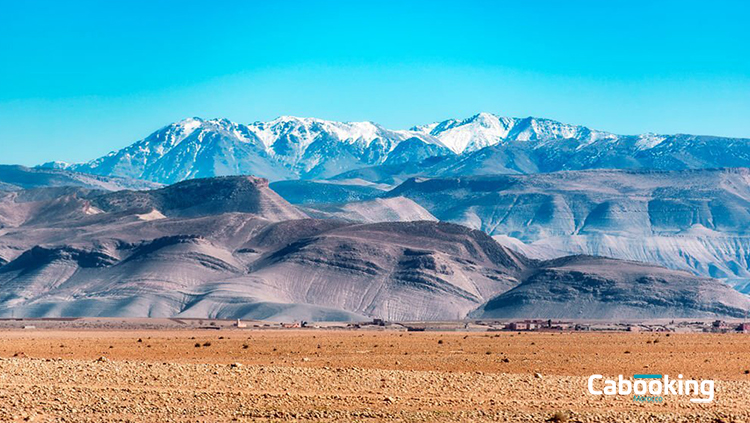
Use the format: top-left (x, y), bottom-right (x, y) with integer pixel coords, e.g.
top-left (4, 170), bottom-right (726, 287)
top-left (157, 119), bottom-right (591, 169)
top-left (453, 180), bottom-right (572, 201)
top-left (1, 329), bottom-right (749, 422)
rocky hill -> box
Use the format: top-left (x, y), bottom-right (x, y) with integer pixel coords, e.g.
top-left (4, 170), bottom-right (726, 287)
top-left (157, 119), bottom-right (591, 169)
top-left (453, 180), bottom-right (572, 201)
top-left (0, 176), bottom-right (747, 320)
top-left (384, 169), bottom-right (750, 292)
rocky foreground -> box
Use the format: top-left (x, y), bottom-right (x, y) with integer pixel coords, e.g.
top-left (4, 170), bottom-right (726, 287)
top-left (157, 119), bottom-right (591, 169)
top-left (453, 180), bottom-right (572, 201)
top-left (0, 330), bottom-right (749, 422)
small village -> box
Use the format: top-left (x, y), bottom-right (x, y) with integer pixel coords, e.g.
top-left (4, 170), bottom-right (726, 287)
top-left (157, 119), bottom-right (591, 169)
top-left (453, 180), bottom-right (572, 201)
top-left (348, 318), bottom-right (750, 334)
top-left (2, 317), bottom-right (749, 334)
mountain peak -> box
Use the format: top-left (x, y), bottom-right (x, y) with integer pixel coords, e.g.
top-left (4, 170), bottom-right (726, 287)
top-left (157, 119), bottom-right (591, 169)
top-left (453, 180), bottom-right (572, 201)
top-left (270, 115), bottom-right (318, 125)
top-left (174, 116), bottom-right (204, 128)
top-left (419, 113), bottom-right (515, 153)
top-left (37, 160), bottom-right (71, 170)
top-left (93, 175), bottom-right (307, 220)
top-left (417, 113), bottom-right (620, 153)
top-left (467, 112), bottom-right (498, 122)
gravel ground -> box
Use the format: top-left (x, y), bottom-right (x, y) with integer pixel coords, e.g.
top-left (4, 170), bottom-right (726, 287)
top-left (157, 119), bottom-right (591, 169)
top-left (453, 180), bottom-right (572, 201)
top-left (1, 330), bottom-right (749, 422)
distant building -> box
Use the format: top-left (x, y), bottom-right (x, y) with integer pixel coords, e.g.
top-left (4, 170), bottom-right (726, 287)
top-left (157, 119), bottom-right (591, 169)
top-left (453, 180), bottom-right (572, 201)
top-left (711, 320), bottom-right (732, 333)
top-left (737, 323), bottom-right (750, 333)
top-left (550, 322), bottom-right (573, 330)
top-left (507, 322), bottom-right (528, 331)
top-left (234, 319), bottom-right (247, 328)
top-left (505, 320), bottom-right (573, 331)
top-left (281, 322), bottom-right (301, 328)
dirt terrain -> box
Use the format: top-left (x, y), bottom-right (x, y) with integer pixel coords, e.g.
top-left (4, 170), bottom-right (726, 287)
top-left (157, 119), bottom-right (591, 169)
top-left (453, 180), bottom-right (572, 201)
top-left (1, 329), bottom-right (749, 422)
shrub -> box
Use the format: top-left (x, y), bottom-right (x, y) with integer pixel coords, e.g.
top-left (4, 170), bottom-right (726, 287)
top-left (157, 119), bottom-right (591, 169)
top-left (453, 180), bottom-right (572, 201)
top-left (549, 411), bottom-right (568, 422)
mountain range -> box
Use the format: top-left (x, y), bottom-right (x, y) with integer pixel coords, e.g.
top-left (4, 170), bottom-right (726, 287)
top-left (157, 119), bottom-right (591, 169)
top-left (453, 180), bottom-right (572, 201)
top-left (5, 112), bottom-right (750, 320)
top-left (44, 113), bottom-right (750, 185)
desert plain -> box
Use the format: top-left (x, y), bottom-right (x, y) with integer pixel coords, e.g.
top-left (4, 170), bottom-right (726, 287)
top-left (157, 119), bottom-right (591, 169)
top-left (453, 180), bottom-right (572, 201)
top-left (1, 326), bottom-right (749, 422)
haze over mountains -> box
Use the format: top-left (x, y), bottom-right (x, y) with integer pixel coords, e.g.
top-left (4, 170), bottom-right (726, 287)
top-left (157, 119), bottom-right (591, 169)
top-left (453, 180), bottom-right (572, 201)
top-left (0, 165), bottom-right (161, 192)
top-left (4, 112), bottom-right (750, 320)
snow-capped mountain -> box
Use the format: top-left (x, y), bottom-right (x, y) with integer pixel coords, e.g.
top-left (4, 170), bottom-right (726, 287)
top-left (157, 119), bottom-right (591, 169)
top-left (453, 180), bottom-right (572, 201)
top-left (49, 113), bottom-right (750, 185)
top-left (244, 116), bottom-right (448, 177)
top-left (63, 117), bottom-right (450, 184)
top-left (247, 116), bottom-right (439, 161)
top-left (413, 112), bottom-right (617, 154)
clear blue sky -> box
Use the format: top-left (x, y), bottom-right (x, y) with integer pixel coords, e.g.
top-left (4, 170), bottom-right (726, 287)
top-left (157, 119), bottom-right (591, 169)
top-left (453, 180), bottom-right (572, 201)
top-left (1, 0), bottom-right (749, 166)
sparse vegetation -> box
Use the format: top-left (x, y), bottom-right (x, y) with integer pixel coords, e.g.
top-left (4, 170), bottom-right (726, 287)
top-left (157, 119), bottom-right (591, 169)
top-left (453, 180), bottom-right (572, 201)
top-left (548, 411), bottom-right (568, 422)
top-left (0, 331), bottom-right (748, 420)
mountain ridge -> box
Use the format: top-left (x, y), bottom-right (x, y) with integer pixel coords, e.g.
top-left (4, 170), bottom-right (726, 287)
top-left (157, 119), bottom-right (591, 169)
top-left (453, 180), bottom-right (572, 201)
top-left (2, 175), bottom-right (747, 320)
top-left (43, 113), bottom-right (750, 185)
top-left (380, 168), bottom-right (750, 293)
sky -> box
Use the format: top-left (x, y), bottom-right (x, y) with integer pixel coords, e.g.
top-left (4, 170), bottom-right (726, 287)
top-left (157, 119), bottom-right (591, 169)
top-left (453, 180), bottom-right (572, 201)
top-left (1, 0), bottom-right (749, 166)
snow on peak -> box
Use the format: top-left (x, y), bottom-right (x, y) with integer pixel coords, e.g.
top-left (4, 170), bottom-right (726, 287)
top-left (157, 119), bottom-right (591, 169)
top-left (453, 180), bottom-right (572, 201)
top-left (416, 113), bottom-right (617, 153)
top-left (246, 116), bottom-right (438, 152)
top-left (38, 161), bottom-right (71, 170)
top-left (171, 117), bottom-right (204, 135)
top-left (636, 133), bottom-right (667, 150)
top-left (159, 117), bottom-right (206, 146)
top-left (468, 112), bottom-right (500, 123)
top-left (69, 113), bottom-right (635, 183)
top-left (416, 113), bottom-right (514, 154)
